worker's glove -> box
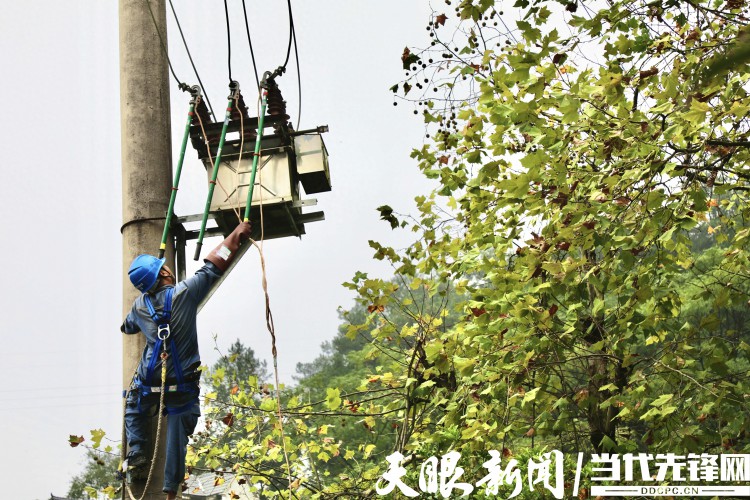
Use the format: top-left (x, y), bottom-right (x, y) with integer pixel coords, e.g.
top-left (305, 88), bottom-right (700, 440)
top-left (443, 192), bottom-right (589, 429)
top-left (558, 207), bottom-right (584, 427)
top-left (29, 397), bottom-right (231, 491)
top-left (205, 221), bottom-right (252, 272)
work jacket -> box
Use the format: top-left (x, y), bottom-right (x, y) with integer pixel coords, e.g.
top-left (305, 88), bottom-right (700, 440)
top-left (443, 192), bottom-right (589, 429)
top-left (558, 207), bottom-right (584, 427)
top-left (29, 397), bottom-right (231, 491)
top-left (121, 262), bottom-right (222, 384)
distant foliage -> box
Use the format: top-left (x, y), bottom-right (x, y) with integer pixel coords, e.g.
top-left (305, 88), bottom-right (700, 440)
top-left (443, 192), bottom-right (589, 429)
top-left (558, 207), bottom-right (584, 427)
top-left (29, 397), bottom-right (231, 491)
top-left (68, 450), bottom-right (119, 500)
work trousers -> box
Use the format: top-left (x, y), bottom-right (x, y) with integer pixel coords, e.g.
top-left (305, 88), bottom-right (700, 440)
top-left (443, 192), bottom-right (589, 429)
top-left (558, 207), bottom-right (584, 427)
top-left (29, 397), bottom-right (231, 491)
top-left (125, 386), bottom-right (200, 494)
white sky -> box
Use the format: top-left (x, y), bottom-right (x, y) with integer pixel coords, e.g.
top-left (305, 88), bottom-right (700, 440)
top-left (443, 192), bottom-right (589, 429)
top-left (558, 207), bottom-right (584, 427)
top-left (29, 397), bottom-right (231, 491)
top-left (0, 1), bottom-right (436, 498)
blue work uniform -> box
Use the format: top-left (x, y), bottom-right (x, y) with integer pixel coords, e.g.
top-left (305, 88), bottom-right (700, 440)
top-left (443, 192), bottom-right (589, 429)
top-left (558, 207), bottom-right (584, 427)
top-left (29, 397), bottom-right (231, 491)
top-left (121, 262), bottom-right (222, 494)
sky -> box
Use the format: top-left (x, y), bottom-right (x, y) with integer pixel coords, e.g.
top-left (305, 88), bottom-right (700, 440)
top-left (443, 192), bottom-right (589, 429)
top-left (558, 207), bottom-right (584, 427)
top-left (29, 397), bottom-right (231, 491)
top-left (0, 1), bottom-right (437, 498)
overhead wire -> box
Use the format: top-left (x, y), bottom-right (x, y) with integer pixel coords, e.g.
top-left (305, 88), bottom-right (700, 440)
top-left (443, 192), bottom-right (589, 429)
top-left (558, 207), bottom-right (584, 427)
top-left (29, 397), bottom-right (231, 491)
top-left (282, 0), bottom-right (294, 69)
top-left (143, 0), bottom-right (188, 92)
top-left (234, 0), bottom-right (303, 127)
top-left (277, 0), bottom-right (302, 130)
top-left (167, 0), bottom-right (216, 121)
top-left (241, 0), bottom-right (261, 91)
top-left (224, 0), bottom-right (233, 83)
top-left (0, 400), bottom-right (116, 412)
top-left (289, 4), bottom-right (302, 131)
top-left (0, 383), bottom-right (120, 394)
top-left (0, 391), bottom-right (117, 403)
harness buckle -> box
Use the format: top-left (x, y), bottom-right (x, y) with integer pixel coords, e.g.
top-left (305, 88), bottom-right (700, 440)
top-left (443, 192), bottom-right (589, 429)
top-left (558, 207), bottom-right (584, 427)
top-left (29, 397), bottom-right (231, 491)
top-left (157, 324), bottom-right (171, 340)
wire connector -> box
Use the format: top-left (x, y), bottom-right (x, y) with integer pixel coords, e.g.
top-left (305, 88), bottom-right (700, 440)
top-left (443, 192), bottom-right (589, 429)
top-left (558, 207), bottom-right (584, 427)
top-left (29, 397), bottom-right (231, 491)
top-left (228, 80), bottom-right (241, 100)
top-left (260, 66), bottom-right (287, 90)
top-left (188, 85), bottom-right (202, 105)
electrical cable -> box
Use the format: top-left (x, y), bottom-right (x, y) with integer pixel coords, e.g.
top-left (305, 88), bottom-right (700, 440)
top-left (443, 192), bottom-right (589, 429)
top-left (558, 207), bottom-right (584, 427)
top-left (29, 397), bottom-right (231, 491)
top-left (143, 0), bottom-right (188, 92)
top-left (167, 0), bottom-right (216, 121)
top-left (0, 400), bottom-right (117, 412)
top-left (0, 391), bottom-right (116, 403)
top-left (241, 0), bottom-right (261, 91)
top-left (291, 17), bottom-right (302, 130)
top-left (282, 0), bottom-right (294, 69)
top-left (0, 383), bottom-right (120, 394)
top-left (224, 0), bottom-right (233, 83)
top-left (276, 0), bottom-right (302, 129)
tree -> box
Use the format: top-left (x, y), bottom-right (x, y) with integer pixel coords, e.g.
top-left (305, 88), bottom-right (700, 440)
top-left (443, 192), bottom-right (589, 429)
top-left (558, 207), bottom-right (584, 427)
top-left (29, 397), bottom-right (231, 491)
top-left (362, 0), bottom-right (750, 481)
top-left (191, 282), bottom-right (462, 497)
top-left (187, 0), bottom-right (750, 496)
top-left (203, 338), bottom-right (269, 401)
top-left (68, 450), bottom-right (120, 500)
top-left (290, 281), bottom-right (464, 484)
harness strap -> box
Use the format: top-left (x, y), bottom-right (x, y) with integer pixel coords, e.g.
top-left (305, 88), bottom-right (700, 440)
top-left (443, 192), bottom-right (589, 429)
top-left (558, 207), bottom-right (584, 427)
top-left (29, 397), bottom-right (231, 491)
top-left (170, 338), bottom-right (186, 386)
top-left (138, 287), bottom-right (193, 400)
top-left (142, 287), bottom-right (174, 391)
top-left (145, 383), bottom-right (197, 393)
top-left (144, 286), bottom-right (173, 324)
top-left (164, 398), bottom-right (197, 415)
top-left (142, 338), bottom-right (163, 391)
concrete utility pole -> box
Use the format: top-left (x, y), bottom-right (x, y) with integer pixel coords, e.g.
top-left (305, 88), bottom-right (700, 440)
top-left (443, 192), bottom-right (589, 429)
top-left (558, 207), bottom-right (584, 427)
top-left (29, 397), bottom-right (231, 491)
top-left (120, 0), bottom-right (173, 497)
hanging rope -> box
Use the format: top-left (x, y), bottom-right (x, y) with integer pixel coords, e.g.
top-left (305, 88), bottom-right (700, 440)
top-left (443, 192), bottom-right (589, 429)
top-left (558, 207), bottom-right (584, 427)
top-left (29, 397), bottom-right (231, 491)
top-left (253, 90), bottom-right (294, 495)
top-left (245, 235), bottom-right (293, 494)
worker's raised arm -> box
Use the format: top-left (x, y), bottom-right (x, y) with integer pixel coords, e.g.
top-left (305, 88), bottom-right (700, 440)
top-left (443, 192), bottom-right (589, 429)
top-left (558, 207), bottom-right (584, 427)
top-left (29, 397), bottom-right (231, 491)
top-left (183, 221), bottom-right (252, 303)
top-left (205, 221), bottom-right (252, 272)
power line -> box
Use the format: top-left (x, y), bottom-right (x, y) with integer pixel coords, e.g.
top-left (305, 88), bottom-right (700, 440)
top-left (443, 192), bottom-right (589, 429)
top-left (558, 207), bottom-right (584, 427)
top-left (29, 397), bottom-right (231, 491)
top-left (0, 392), bottom-right (117, 403)
top-left (276, 0), bottom-right (302, 129)
top-left (282, 0), bottom-right (294, 69)
top-left (278, 0), bottom-right (302, 130)
top-left (0, 383), bottom-right (120, 394)
top-left (241, 0), bottom-right (260, 91)
top-left (168, 0), bottom-right (216, 120)
top-left (143, 0), bottom-right (188, 92)
top-left (291, 12), bottom-right (302, 130)
top-left (224, 0), bottom-right (233, 83)
top-left (0, 400), bottom-right (116, 412)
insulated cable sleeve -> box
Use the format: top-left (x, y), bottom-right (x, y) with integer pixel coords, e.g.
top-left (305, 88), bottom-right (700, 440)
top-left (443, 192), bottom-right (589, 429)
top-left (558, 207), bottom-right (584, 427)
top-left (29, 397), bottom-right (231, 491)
top-left (120, 216), bottom-right (166, 234)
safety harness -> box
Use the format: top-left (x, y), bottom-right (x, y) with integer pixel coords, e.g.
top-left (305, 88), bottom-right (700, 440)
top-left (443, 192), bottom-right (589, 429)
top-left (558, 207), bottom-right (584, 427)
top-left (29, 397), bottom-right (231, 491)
top-left (138, 287), bottom-right (198, 414)
top-left (121, 286), bottom-right (199, 497)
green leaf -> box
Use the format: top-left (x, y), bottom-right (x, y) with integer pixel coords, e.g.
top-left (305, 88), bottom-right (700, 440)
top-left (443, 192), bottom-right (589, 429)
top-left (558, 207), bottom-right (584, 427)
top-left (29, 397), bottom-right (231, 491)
top-left (326, 387), bottom-right (342, 411)
top-left (90, 429), bottom-right (105, 449)
top-left (683, 100), bottom-right (710, 124)
top-left (523, 387), bottom-right (541, 406)
top-left (651, 393), bottom-right (674, 407)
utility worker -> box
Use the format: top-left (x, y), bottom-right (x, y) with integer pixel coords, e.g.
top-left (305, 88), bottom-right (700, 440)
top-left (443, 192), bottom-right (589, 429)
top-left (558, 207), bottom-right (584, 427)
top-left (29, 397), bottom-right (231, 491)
top-left (121, 221), bottom-right (251, 499)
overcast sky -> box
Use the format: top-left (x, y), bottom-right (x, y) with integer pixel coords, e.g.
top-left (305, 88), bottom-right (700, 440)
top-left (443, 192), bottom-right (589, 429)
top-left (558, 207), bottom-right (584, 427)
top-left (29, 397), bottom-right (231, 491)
top-left (0, 1), bottom-right (436, 498)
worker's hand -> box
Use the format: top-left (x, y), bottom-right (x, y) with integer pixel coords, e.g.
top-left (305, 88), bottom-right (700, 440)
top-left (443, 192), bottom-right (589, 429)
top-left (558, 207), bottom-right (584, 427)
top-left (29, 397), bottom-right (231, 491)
top-left (235, 221), bottom-right (252, 242)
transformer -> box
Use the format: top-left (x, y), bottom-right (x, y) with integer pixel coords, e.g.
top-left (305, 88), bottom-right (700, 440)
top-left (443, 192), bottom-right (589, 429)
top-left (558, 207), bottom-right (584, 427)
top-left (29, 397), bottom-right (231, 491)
top-left (185, 82), bottom-right (330, 242)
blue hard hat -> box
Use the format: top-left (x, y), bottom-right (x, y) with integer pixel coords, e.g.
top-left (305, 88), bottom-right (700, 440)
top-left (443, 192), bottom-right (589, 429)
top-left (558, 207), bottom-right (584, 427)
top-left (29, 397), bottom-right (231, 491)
top-left (128, 254), bottom-right (166, 292)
